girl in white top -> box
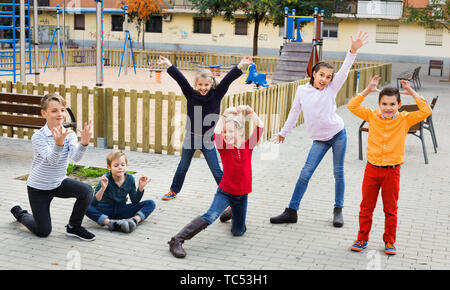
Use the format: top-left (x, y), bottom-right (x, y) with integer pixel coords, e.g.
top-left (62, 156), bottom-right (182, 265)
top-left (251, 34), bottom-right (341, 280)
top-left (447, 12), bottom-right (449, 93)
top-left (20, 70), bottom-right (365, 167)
top-left (270, 31), bottom-right (369, 227)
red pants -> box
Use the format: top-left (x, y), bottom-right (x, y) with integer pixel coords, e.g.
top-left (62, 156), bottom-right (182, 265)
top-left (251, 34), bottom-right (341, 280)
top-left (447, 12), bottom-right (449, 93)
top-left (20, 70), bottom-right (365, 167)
top-left (357, 162), bottom-right (400, 243)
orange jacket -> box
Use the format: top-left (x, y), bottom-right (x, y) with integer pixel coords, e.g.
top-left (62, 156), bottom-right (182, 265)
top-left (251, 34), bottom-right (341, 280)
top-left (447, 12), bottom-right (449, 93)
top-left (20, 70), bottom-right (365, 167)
top-left (348, 94), bottom-right (432, 166)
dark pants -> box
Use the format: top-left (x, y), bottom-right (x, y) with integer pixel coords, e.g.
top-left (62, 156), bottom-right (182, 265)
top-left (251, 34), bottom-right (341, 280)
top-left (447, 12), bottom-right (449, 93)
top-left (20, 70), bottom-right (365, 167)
top-left (170, 132), bottom-right (223, 193)
top-left (21, 178), bottom-right (93, 237)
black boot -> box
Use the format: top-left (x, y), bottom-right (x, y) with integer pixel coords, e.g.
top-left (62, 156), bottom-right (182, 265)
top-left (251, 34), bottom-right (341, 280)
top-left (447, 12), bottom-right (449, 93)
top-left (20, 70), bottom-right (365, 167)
top-left (168, 216), bottom-right (208, 258)
top-left (333, 207), bottom-right (344, 227)
top-left (270, 208), bottom-right (297, 224)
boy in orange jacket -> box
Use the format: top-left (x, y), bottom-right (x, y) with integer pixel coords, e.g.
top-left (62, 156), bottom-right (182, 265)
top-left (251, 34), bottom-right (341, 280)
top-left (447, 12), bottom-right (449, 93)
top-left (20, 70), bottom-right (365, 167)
top-left (347, 76), bottom-right (432, 255)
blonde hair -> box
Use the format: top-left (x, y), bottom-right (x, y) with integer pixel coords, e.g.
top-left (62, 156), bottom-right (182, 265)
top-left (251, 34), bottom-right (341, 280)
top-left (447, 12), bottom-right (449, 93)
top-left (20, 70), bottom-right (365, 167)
top-left (224, 116), bottom-right (244, 130)
top-left (106, 150), bottom-right (128, 167)
top-left (194, 69), bottom-right (218, 90)
top-left (40, 93), bottom-right (67, 110)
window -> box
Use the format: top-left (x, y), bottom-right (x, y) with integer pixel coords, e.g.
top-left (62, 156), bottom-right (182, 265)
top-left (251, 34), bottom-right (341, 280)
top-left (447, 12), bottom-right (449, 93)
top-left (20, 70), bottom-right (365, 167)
top-left (146, 16), bottom-right (162, 33)
top-left (74, 14), bottom-right (85, 30)
top-left (376, 24), bottom-right (399, 44)
top-left (194, 18), bottom-right (211, 34)
top-left (111, 15), bottom-right (123, 32)
top-left (425, 28), bottom-right (443, 46)
top-left (323, 23), bottom-right (338, 38)
top-left (37, 0), bottom-right (49, 6)
top-left (235, 19), bottom-right (247, 35)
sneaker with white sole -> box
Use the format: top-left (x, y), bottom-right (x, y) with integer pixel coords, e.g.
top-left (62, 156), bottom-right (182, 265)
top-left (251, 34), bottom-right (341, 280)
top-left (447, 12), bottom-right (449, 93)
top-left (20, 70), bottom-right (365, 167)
top-left (66, 224), bottom-right (96, 241)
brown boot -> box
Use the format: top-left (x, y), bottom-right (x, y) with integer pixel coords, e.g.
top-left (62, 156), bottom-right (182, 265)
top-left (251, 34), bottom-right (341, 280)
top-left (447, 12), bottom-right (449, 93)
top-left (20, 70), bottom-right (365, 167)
top-left (168, 216), bottom-right (208, 258)
top-left (219, 206), bottom-right (232, 223)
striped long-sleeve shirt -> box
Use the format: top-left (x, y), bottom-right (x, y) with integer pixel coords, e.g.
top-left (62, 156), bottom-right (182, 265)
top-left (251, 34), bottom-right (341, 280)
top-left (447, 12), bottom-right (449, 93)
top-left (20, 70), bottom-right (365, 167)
top-left (27, 124), bottom-right (88, 190)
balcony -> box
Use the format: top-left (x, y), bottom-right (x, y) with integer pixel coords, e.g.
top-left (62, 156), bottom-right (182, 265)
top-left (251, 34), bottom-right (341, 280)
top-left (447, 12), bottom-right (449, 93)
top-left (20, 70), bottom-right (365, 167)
top-left (357, 1), bottom-right (403, 19)
top-left (171, 0), bottom-right (194, 9)
top-left (333, 1), bottom-right (403, 19)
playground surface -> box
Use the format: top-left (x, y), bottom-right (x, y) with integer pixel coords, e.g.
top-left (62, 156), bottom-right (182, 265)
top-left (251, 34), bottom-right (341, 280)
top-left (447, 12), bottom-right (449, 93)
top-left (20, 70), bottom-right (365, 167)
top-left (0, 62), bottom-right (448, 270)
top-left (0, 66), bottom-right (272, 95)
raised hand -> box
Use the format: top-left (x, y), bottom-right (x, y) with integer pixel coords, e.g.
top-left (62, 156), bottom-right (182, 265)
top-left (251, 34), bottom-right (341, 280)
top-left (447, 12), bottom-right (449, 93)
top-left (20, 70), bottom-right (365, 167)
top-left (367, 75), bottom-right (381, 93)
top-left (399, 80), bottom-right (418, 97)
top-left (77, 120), bottom-right (92, 146)
top-left (236, 105), bottom-right (254, 115)
top-left (52, 125), bottom-right (72, 146)
top-left (100, 174), bottom-right (109, 190)
top-left (223, 107), bottom-right (238, 116)
top-left (238, 56), bottom-right (253, 70)
top-left (157, 55), bottom-right (172, 67)
top-left (138, 175), bottom-right (151, 192)
top-left (350, 30), bottom-right (369, 53)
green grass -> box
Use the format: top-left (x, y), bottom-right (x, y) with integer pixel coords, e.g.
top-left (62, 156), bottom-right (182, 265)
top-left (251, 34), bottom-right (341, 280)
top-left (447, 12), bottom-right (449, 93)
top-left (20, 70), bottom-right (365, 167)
top-left (66, 163), bottom-right (135, 177)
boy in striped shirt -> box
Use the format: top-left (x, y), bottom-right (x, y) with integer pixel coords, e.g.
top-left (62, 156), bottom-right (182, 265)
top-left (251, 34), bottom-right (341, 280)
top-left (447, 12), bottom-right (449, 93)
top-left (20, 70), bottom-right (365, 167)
top-left (347, 76), bottom-right (432, 255)
top-left (10, 93), bottom-right (96, 241)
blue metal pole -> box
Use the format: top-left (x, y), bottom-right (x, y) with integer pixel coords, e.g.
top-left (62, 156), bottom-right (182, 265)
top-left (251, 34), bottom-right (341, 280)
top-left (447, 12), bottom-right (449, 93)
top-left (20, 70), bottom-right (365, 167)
top-left (44, 28), bottom-right (58, 72)
top-left (128, 31), bottom-right (136, 74)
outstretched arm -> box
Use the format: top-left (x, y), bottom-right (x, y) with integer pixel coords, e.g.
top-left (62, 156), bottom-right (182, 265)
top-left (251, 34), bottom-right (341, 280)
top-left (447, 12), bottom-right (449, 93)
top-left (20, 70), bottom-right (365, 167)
top-left (329, 30), bottom-right (369, 92)
top-left (158, 55), bottom-right (194, 98)
top-left (214, 56), bottom-right (252, 98)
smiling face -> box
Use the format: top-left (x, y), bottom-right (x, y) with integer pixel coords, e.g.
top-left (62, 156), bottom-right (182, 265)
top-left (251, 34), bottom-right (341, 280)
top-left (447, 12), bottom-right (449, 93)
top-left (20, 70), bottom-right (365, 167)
top-left (312, 67), bottom-right (334, 89)
top-left (41, 100), bottom-right (66, 130)
top-left (223, 119), bottom-right (244, 146)
top-left (107, 155), bottom-right (128, 178)
top-left (379, 95), bottom-right (401, 119)
top-left (195, 76), bottom-right (213, 96)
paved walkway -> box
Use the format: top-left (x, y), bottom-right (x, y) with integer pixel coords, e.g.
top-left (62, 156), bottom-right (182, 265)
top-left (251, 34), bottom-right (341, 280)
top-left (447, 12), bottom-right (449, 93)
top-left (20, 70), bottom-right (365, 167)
top-left (0, 63), bottom-right (449, 270)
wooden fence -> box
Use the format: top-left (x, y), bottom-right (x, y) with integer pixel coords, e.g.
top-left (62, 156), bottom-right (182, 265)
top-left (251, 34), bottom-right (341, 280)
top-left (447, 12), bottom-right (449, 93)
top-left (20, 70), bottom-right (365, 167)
top-left (0, 61), bottom-right (391, 156)
top-left (1, 48), bottom-right (388, 76)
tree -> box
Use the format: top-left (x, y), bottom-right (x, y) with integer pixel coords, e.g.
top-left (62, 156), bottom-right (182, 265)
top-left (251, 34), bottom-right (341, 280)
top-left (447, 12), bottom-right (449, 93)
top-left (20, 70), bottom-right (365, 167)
top-left (126, 0), bottom-right (166, 50)
top-left (189, 0), bottom-right (345, 56)
top-left (403, 0), bottom-right (449, 81)
top-left (403, 0), bottom-right (449, 31)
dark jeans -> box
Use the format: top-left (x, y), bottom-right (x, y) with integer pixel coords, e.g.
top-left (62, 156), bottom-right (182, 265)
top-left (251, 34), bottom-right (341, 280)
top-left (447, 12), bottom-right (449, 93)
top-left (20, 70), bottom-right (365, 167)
top-left (86, 200), bottom-right (156, 225)
top-left (21, 178), bottom-right (93, 237)
top-left (170, 133), bottom-right (223, 193)
top-left (201, 187), bottom-right (248, 236)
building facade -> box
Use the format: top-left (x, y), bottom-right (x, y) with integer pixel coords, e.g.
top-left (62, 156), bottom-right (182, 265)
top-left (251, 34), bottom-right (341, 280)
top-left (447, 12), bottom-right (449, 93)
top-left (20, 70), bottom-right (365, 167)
top-left (33, 0), bottom-right (449, 64)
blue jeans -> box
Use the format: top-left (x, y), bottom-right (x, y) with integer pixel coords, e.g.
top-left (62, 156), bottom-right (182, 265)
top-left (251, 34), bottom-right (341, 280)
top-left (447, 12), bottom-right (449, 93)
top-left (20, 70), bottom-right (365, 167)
top-left (86, 200), bottom-right (156, 225)
top-left (201, 188), bottom-right (248, 236)
top-left (289, 128), bottom-right (347, 210)
top-left (170, 133), bottom-right (223, 193)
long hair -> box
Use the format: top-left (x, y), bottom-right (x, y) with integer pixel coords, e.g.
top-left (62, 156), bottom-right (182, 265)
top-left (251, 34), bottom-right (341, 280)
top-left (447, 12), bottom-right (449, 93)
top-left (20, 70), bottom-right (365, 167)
top-left (194, 69), bottom-right (218, 90)
top-left (309, 61), bottom-right (335, 86)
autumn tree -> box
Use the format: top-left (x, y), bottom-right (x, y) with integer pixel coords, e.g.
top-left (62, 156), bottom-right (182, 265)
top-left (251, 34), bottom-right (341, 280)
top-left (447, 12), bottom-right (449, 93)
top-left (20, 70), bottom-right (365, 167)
top-left (403, 0), bottom-right (449, 81)
top-left (126, 0), bottom-right (167, 50)
top-left (403, 0), bottom-right (449, 31)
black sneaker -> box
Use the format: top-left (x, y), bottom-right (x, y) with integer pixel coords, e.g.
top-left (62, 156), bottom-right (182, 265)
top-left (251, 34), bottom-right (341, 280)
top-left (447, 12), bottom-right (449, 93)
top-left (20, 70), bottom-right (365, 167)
top-left (66, 224), bottom-right (96, 241)
top-left (10, 203), bottom-right (28, 222)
